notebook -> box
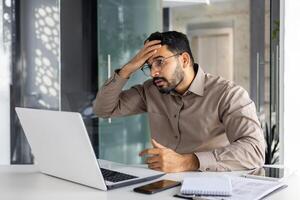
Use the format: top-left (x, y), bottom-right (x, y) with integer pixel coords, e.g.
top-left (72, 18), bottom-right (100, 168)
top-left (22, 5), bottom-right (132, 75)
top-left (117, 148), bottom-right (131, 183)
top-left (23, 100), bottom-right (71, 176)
top-left (180, 175), bottom-right (232, 196)
top-left (177, 175), bottom-right (287, 200)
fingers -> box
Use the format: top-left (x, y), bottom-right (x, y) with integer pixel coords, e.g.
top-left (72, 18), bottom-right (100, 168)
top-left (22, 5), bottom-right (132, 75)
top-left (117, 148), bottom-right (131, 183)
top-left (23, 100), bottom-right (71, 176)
top-left (139, 148), bottom-right (163, 171)
top-left (144, 40), bottom-right (161, 48)
top-left (139, 44), bottom-right (161, 62)
top-left (141, 40), bottom-right (161, 58)
top-left (151, 167), bottom-right (162, 171)
top-left (146, 155), bottom-right (160, 164)
top-left (139, 148), bottom-right (161, 157)
top-left (139, 140), bottom-right (167, 157)
top-left (123, 40), bottom-right (161, 73)
top-left (139, 49), bottom-right (158, 64)
top-left (146, 156), bottom-right (162, 171)
top-left (151, 139), bottom-right (166, 149)
top-left (143, 44), bottom-right (161, 55)
top-left (148, 162), bottom-right (161, 170)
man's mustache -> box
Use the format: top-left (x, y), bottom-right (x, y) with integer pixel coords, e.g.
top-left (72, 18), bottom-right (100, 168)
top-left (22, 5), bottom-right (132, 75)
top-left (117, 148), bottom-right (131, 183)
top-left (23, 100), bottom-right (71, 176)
top-left (153, 77), bottom-right (167, 82)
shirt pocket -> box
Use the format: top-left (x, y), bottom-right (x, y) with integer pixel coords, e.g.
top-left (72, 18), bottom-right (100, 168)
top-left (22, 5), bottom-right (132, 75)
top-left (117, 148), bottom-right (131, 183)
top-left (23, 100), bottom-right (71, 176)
top-left (148, 112), bottom-right (174, 148)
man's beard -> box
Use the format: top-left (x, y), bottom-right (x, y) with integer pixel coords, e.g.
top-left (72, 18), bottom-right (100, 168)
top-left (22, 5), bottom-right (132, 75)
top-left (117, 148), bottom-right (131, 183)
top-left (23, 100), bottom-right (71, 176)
top-left (153, 62), bottom-right (184, 94)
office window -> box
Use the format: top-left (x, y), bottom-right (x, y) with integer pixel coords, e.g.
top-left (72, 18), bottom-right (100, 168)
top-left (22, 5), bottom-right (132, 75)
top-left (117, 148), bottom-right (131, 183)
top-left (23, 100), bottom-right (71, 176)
top-left (10, 0), bottom-right (61, 164)
top-left (0, 0), bottom-right (11, 164)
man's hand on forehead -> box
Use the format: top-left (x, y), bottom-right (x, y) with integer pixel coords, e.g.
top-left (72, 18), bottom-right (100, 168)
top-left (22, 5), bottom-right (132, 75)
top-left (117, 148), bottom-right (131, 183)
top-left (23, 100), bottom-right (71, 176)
top-left (146, 44), bottom-right (167, 64)
top-left (119, 40), bottom-right (162, 78)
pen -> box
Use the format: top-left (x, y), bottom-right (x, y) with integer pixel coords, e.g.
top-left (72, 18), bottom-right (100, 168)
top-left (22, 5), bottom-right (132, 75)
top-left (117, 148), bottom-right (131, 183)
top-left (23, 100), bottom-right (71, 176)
top-left (193, 197), bottom-right (211, 200)
top-left (193, 196), bottom-right (224, 200)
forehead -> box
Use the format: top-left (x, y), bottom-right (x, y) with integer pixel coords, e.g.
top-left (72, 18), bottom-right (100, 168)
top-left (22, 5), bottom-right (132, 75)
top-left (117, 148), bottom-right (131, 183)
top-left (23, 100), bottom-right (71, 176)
top-left (147, 45), bottom-right (173, 63)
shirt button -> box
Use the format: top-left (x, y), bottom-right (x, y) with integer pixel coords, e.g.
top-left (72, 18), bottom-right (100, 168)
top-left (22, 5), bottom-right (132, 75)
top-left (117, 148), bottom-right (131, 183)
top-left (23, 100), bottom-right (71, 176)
top-left (174, 136), bottom-right (178, 139)
top-left (174, 114), bottom-right (177, 118)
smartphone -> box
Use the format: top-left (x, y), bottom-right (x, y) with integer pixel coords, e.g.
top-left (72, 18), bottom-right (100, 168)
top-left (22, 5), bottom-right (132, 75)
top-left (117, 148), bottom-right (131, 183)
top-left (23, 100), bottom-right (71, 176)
top-left (242, 166), bottom-right (292, 181)
top-left (133, 179), bottom-right (181, 194)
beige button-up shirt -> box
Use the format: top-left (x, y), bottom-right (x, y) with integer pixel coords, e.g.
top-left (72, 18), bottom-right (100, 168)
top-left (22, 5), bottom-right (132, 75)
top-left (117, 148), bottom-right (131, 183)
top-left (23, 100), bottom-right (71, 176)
top-left (93, 64), bottom-right (265, 172)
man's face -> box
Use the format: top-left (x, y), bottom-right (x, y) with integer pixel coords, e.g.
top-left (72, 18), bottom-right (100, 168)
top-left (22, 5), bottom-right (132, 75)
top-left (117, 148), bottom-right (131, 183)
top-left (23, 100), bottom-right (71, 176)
top-left (147, 45), bottom-right (185, 94)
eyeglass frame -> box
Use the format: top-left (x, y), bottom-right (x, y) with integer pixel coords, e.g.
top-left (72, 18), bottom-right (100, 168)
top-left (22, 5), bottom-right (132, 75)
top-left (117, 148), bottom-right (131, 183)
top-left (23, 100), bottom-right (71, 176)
top-left (141, 52), bottom-right (182, 77)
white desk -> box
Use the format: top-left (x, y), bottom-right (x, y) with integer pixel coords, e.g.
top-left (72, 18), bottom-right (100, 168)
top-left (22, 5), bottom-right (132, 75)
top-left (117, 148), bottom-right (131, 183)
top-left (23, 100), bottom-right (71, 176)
top-left (1, 165), bottom-right (299, 200)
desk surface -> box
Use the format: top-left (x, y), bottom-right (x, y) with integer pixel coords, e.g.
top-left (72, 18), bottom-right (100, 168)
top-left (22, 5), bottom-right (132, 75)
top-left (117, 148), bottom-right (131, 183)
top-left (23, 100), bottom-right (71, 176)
top-left (1, 165), bottom-right (299, 200)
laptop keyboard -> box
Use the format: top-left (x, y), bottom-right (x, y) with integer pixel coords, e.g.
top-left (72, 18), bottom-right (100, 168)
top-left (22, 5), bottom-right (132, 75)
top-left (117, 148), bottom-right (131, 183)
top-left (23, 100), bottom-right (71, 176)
top-left (100, 168), bottom-right (138, 183)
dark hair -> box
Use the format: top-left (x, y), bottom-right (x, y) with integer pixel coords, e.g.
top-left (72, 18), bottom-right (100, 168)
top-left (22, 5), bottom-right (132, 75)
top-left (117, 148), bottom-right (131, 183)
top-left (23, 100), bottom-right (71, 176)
top-left (145, 31), bottom-right (194, 65)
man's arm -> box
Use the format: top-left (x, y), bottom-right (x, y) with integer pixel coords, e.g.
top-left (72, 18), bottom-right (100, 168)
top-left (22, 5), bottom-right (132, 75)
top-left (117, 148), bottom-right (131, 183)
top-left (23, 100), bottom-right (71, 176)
top-left (93, 40), bottom-right (161, 118)
top-left (93, 72), bottom-right (146, 118)
top-left (194, 85), bottom-right (266, 172)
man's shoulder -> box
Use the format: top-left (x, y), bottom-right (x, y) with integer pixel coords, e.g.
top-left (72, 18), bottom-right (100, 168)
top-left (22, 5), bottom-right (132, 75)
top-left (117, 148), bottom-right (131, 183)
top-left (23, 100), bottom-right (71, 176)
top-left (143, 79), bottom-right (154, 87)
top-left (141, 78), bottom-right (158, 91)
top-left (131, 79), bottom-right (156, 93)
top-left (205, 73), bottom-right (246, 95)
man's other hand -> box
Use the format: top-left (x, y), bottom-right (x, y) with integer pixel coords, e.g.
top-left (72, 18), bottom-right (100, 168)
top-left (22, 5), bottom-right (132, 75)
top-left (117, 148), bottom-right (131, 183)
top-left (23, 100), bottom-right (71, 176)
top-left (139, 139), bottom-right (199, 173)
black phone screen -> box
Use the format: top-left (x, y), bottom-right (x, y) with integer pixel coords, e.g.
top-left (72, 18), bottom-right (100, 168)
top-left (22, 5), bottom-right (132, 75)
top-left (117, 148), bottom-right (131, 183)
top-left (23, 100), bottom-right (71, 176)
top-left (133, 179), bottom-right (180, 194)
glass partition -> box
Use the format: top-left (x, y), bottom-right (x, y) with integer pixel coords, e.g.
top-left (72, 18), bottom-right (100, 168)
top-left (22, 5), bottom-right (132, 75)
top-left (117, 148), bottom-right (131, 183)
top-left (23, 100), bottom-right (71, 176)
top-left (97, 0), bottom-right (162, 164)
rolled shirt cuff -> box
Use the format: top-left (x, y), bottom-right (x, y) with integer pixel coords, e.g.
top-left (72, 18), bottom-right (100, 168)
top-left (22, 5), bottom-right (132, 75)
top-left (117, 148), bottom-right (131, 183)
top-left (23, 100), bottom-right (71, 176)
top-left (103, 69), bottom-right (128, 86)
top-left (194, 151), bottom-right (217, 172)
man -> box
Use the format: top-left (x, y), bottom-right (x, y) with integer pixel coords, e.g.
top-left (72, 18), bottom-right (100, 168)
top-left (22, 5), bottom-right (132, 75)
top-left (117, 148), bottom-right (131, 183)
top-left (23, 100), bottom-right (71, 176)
top-left (93, 31), bottom-right (265, 172)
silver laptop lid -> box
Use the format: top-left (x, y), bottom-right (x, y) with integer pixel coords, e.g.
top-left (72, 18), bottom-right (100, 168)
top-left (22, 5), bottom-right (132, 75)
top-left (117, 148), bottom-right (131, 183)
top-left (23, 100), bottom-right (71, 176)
top-left (15, 107), bottom-right (107, 190)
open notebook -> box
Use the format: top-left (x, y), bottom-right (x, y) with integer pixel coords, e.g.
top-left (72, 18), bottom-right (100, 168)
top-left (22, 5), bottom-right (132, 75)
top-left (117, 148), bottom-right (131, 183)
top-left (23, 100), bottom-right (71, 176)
top-left (178, 175), bottom-right (287, 200)
top-left (180, 175), bottom-right (232, 196)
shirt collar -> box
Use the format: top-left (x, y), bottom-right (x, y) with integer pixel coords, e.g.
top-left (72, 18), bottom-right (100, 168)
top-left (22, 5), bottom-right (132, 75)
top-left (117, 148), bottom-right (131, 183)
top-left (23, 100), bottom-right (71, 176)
top-left (188, 63), bottom-right (205, 96)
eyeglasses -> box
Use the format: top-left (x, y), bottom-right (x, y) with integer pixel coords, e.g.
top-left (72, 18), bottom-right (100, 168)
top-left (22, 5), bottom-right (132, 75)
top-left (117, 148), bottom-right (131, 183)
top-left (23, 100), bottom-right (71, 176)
top-left (141, 53), bottom-right (182, 77)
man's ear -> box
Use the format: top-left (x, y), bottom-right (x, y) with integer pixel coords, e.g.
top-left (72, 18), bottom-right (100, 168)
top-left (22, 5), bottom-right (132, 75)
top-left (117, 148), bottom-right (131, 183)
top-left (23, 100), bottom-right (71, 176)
top-left (181, 52), bottom-right (191, 68)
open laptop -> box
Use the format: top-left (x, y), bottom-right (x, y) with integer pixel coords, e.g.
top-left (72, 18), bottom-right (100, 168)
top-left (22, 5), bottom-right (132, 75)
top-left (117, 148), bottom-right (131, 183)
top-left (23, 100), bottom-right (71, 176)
top-left (15, 107), bottom-right (164, 190)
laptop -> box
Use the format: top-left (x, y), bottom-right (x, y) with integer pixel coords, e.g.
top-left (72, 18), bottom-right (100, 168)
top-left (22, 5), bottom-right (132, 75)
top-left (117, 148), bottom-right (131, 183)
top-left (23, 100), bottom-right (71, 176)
top-left (15, 107), bottom-right (164, 190)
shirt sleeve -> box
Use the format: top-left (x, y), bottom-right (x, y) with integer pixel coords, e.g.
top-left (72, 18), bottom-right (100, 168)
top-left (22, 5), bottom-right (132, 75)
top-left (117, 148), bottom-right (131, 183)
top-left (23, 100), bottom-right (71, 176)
top-left (93, 70), bottom-right (147, 118)
top-left (194, 85), bottom-right (266, 172)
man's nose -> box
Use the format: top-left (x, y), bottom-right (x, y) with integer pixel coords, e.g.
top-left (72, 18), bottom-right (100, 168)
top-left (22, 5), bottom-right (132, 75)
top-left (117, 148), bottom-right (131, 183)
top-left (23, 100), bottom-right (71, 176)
top-left (151, 67), bottom-right (160, 77)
